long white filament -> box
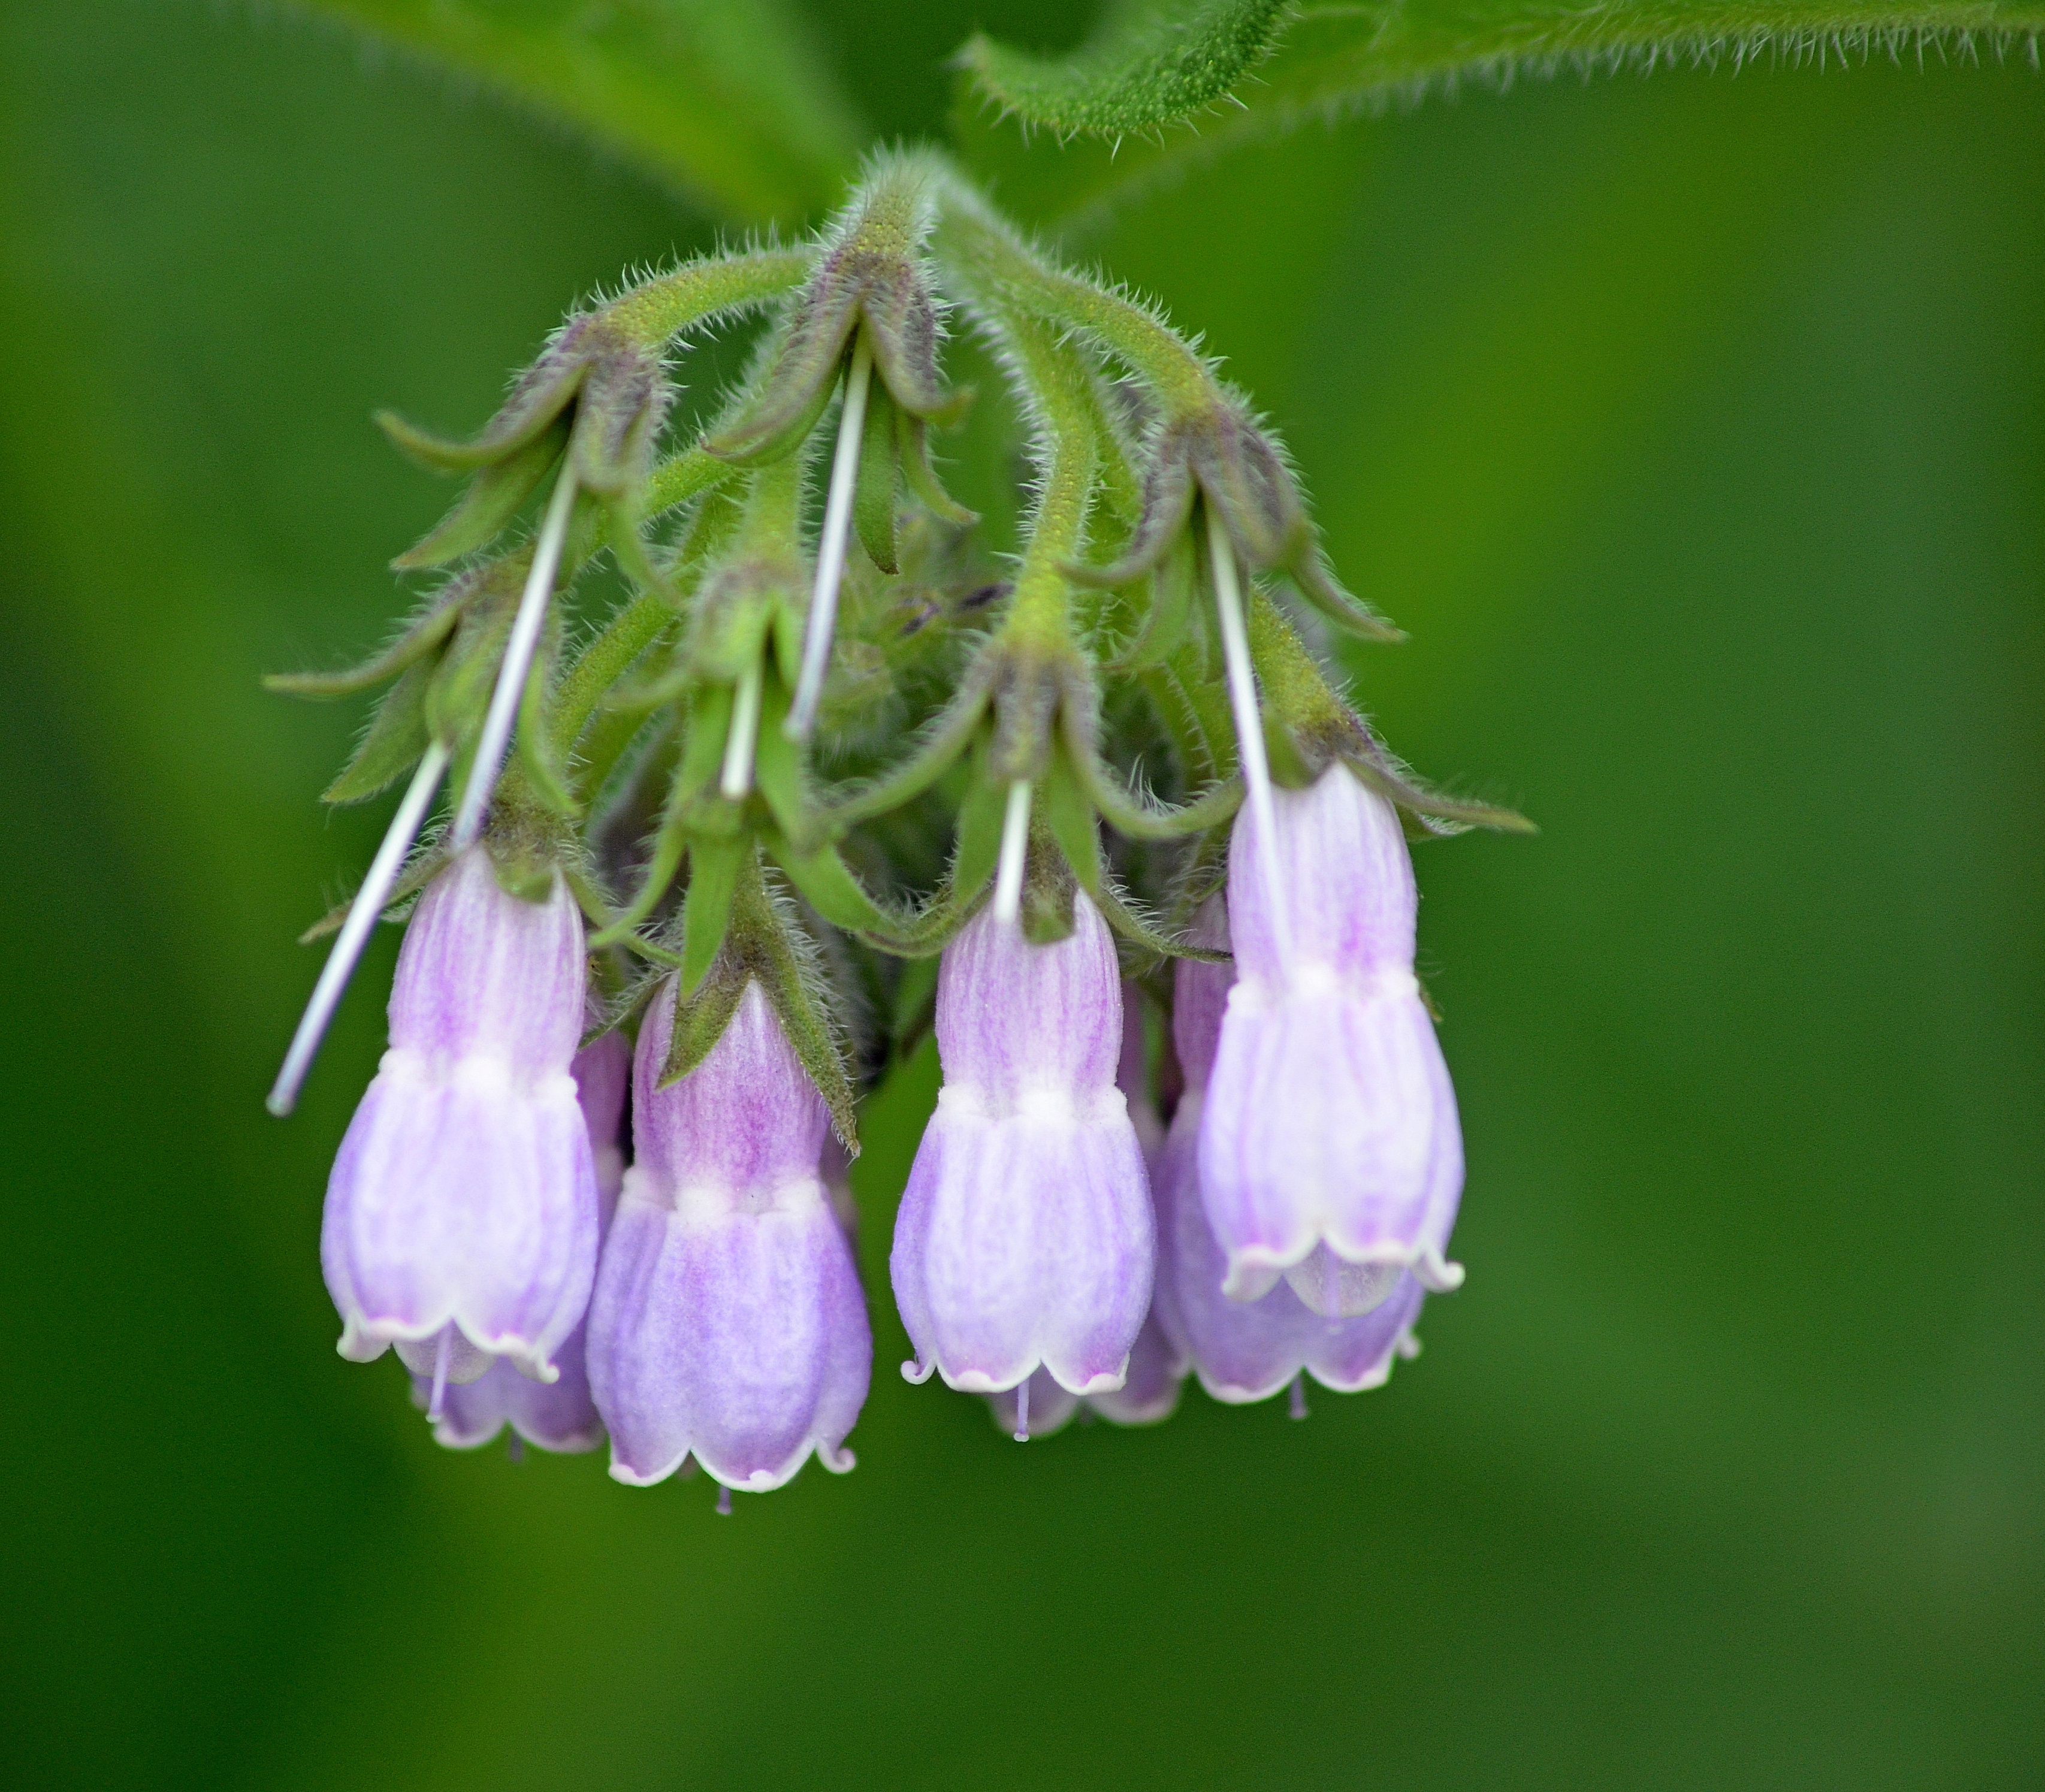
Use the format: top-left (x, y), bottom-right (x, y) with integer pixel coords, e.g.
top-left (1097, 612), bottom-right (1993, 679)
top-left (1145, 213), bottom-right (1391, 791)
top-left (786, 335), bottom-right (874, 740)
top-left (267, 738), bottom-right (452, 1116)
top-left (720, 658), bottom-right (763, 799)
top-left (1206, 505), bottom-right (1291, 969)
top-left (449, 463), bottom-right (579, 850)
top-left (992, 779), bottom-right (1032, 926)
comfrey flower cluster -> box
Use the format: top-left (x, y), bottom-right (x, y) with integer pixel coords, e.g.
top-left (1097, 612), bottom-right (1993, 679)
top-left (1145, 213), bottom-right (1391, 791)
top-left (268, 153), bottom-right (1526, 1500)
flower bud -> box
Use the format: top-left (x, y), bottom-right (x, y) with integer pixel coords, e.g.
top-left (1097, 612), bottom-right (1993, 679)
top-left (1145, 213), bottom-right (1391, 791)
top-left (891, 893), bottom-right (1154, 1395)
top-left (587, 980), bottom-right (870, 1492)
top-left (1158, 898), bottom-right (1427, 1400)
top-left (320, 846), bottom-right (599, 1386)
top-left (420, 1028), bottom-right (630, 1452)
top-left (1197, 776), bottom-right (1464, 1317)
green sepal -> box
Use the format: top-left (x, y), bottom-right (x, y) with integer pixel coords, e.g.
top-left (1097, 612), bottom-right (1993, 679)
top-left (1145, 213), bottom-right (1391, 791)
top-left (854, 379), bottom-right (901, 574)
top-left (659, 953), bottom-right (750, 1087)
top-left (822, 664), bottom-right (993, 832)
top-left (1062, 700), bottom-right (1242, 841)
top-left (704, 325), bottom-right (847, 467)
top-left (549, 588), bottom-right (676, 760)
top-left (1093, 873), bottom-right (1228, 965)
top-left (585, 966), bottom-right (661, 1051)
top-left (391, 418), bottom-right (568, 570)
top-left (515, 614), bottom-right (576, 818)
top-left (896, 408), bottom-right (978, 527)
top-left (642, 446), bottom-right (738, 523)
top-left (322, 658), bottom-right (433, 805)
top-left (421, 555), bottom-right (530, 761)
top-left (1283, 551), bottom-right (1403, 644)
top-left (1340, 750), bottom-right (1536, 839)
top-left (264, 588), bottom-right (464, 699)
top-left (1262, 708), bottom-right (1322, 790)
top-left (298, 841), bottom-right (447, 944)
top-left (1019, 832), bottom-right (1079, 946)
top-left (748, 670), bottom-right (812, 844)
top-left (377, 391), bottom-right (575, 475)
top-left (1109, 533), bottom-right (1196, 673)
top-left (587, 692), bottom-right (727, 948)
top-left (765, 832), bottom-right (911, 948)
top-left (678, 832), bottom-right (745, 997)
top-left (1038, 746), bottom-right (1102, 904)
top-left (947, 738), bottom-right (1009, 911)
top-left (674, 682), bottom-right (732, 803)
top-left (756, 956), bottom-right (860, 1154)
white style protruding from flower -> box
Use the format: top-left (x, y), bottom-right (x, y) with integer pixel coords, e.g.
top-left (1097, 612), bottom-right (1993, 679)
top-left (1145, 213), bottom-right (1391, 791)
top-left (321, 844), bottom-right (600, 1390)
top-left (1197, 767), bottom-right (1465, 1315)
top-left (587, 980), bottom-right (871, 1493)
top-left (892, 891), bottom-right (1155, 1397)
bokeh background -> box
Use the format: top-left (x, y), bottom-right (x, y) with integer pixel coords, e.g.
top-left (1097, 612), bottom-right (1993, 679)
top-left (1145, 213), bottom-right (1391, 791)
top-left (2, 4), bottom-right (2040, 1787)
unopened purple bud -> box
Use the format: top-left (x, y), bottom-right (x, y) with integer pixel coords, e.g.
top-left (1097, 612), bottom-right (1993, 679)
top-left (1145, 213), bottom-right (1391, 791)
top-left (321, 846), bottom-right (599, 1385)
top-left (892, 895), bottom-right (1154, 1396)
top-left (422, 1028), bottom-right (631, 1452)
top-left (587, 981), bottom-right (870, 1492)
top-left (1199, 767), bottom-right (1464, 1313)
top-left (1159, 901), bottom-right (1427, 1401)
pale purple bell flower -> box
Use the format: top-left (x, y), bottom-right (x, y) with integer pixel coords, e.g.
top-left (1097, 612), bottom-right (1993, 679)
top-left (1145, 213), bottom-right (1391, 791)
top-left (1160, 895), bottom-right (1427, 1401)
top-left (419, 1026), bottom-right (630, 1452)
top-left (1198, 766), bottom-right (1465, 1316)
top-left (586, 979), bottom-right (871, 1492)
top-left (892, 893), bottom-right (1155, 1397)
top-left (321, 844), bottom-right (600, 1391)
top-left (985, 990), bottom-right (1185, 1438)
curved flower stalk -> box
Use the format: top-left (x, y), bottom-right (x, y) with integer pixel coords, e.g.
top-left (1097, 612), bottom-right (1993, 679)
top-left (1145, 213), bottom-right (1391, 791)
top-left (1198, 773), bottom-right (1466, 1313)
top-left (893, 889), bottom-right (1153, 1397)
top-left (417, 1027), bottom-right (630, 1452)
top-left (321, 844), bottom-right (599, 1394)
top-left (1158, 899), bottom-right (1427, 1403)
top-left (587, 975), bottom-right (870, 1494)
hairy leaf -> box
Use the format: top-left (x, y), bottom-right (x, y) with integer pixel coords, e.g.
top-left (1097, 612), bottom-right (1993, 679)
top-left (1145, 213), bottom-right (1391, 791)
top-left (960, 0), bottom-right (1290, 138)
top-left (286, 0), bottom-right (863, 221)
top-left (960, 0), bottom-right (2045, 225)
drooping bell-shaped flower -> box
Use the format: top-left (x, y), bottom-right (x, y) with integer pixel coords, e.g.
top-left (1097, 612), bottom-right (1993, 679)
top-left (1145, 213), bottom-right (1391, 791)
top-left (892, 893), bottom-right (1154, 1397)
top-left (1198, 766), bottom-right (1464, 1316)
top-left (586, 979), bottom-right (870, 1492)
top-left (1158, 896), bottom-right (1427, 1401)
top-left (419, 1026), bottom-right (630, 1452)
top-left (984, 990), bottom-right (1185, 1438)
top-left (321, 844), bottom-right (599, 1389)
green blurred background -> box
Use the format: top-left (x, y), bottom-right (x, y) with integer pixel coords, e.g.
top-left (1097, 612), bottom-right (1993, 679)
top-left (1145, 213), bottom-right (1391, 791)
top-left (2, 4), bottom-right (2040, 1787)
